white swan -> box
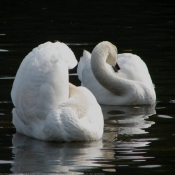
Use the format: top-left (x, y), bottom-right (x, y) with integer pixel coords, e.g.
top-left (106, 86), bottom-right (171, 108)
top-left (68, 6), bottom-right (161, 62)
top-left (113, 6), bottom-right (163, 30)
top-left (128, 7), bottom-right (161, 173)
top-left (11, 41), bottom-right (103, 142)
top-left (77, 41), bottom-right (156, 105)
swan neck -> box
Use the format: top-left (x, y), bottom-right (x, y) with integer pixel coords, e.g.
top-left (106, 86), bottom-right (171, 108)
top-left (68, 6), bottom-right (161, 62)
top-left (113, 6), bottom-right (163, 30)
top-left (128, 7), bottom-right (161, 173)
top-left (44, 62), bottom-right (69, 113)
top-left (91, 48), bottom-right (125, 95)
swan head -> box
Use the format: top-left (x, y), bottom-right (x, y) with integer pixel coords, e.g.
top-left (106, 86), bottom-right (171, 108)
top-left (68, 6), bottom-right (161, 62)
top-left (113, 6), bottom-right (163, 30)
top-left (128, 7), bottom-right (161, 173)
top-left (93, 41), bottom-right (120, 72)
top-left (55, 42), bottom-right (77, 69)
top-left (106, 42), bottom-right (120, 72)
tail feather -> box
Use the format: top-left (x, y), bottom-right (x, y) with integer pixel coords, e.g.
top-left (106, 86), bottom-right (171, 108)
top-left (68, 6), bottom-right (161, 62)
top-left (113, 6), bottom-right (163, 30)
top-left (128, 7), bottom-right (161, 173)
top-left (77, 50), bottom-right (91, 81)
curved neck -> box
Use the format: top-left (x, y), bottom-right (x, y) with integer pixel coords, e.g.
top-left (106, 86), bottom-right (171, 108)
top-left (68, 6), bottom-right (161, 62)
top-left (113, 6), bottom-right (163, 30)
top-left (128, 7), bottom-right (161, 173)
top-left (50, 63), bottom-right (69, 104)
top-left (41, 62), bottom-right (69, 115)
top-left (91, 47), bottom-right (128, 96)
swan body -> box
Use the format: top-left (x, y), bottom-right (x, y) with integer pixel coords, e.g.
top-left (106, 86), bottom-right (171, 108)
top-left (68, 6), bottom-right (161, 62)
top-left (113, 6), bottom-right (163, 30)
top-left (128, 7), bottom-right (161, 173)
top-left (77, 41), bottom-right (156, 105)
top-left (11, 41), bottom-right (103, 141)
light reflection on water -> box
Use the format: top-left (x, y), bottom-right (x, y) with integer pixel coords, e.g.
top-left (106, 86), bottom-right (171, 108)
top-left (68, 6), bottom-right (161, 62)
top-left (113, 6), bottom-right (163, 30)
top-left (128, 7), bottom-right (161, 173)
top-left (103, 105), bottom-right (155, 139)
top-left (11, 105), bottom-right (158, 174)
top-left (11, 133), bottom-right (104, 173)
top-left (1, 77), bottom-right (175, 174)
top-left (0, 49), bottom-right (9, 52)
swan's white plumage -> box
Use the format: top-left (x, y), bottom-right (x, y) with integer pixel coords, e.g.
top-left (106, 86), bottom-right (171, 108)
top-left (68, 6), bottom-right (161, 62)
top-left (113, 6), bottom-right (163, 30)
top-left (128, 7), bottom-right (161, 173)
top-left (11, 41), bottom-right (103, 141)
top-left (77, 41), bottom-right (156, 105)
top-left (117, 53), bottom-right (153, 89)
top-left (77, 50), bottom-right (91, 82)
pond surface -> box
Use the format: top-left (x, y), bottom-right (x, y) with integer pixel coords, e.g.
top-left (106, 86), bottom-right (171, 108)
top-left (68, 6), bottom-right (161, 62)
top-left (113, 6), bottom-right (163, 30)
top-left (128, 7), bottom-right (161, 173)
top-left (0, 1), bottom-right (175, 174)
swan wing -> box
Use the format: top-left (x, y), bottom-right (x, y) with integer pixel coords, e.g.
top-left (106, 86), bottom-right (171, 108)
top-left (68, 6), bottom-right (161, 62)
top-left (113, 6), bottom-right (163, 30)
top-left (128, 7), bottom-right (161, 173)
top-left (43, 84), bottom-right (104, 141)
top-left (117, 53), bottom-right (153, 88)
top-left (77, 50), bottom-right (91, 81)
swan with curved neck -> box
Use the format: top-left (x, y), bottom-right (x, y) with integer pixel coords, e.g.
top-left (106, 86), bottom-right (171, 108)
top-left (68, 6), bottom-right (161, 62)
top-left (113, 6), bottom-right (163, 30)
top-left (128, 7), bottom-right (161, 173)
top-left (77, 41), bottom-right (156, 105)
top-left (11, 41), bottom-right (103, 141)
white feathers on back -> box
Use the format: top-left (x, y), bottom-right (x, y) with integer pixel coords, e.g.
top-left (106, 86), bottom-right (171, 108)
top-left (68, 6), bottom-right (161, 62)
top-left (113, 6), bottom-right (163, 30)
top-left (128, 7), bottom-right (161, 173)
top-left (11, 41), bottom-right (103, 141)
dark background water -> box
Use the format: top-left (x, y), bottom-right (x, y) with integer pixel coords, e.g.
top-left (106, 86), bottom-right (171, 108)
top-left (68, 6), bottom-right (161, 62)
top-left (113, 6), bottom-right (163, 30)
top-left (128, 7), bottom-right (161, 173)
top-left (0, 0), bottom-right (175, 174)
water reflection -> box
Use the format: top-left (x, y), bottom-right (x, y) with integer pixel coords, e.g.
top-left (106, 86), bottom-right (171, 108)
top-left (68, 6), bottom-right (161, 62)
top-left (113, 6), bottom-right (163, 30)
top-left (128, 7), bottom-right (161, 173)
top-left (11, 105), bottom-right (157, 173)
top-left (0, 49), bottom-right (8, 52)
top-left (101, 105), bottom-right (160, 171)
top-left (11, 133), bottom-right (104, 173)
top-left (102, 105), bottom-right (156, 140)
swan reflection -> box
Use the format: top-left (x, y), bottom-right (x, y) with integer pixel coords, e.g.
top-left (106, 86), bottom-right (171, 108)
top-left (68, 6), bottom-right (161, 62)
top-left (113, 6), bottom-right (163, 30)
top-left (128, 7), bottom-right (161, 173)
top-left (11, 105), bottom-right (156, 173)
top-left (102, 105), bottom-right (156, 139)
top-left (11, 133), bottom-right (104, 173)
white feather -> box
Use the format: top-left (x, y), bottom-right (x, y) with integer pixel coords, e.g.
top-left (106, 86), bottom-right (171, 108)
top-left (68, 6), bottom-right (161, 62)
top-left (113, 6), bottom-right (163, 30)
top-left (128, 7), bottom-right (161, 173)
top-left (11, 41), bottom-right (103, 141)
top-left (77, 41), bottom-right (156, 105)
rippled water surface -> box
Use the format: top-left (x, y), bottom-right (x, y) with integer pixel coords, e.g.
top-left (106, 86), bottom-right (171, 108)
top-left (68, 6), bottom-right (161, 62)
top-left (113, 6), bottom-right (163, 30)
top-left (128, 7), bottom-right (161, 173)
top-left (0, 1), bottom-right (175, 174)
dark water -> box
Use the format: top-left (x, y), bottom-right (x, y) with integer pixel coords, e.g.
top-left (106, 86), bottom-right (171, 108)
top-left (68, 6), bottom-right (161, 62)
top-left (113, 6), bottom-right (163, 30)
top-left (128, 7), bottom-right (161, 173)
top-left (0, 1), bottom-right (175, 174)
